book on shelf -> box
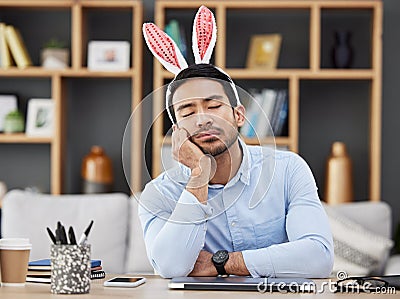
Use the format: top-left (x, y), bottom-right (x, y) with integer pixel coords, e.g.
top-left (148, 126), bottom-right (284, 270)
top-left (270, 89), bottom-right (288, 136)
top-left (4, 25), bottom-right (32, 68)
top-left (240, 89), bottom-right (264, 138)
top-left (273, 90), bottom-right (288, 137)
top-left (0, 23), bottom-right (12, 68)
top-left (240, 88), bottom-right (288, 140)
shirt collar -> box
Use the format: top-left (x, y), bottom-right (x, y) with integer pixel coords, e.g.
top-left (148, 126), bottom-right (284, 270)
top-left (225, 138), bottom-right (250, 187)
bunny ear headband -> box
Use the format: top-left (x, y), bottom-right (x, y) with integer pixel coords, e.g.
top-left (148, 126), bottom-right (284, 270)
top-left (143, 5), bottom-right (240, 123)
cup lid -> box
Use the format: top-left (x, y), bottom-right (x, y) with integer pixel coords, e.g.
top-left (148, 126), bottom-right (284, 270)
top-left (0, 238), bottom-right (32, 250)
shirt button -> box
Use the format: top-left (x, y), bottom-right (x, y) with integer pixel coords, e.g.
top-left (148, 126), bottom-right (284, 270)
top-left (231, 222), bottom-right (236, 227)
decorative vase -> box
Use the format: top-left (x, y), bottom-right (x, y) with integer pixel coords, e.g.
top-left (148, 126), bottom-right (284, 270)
top-left (332, 31), bottom-right (353, 68)
top-left (3, 111), bottom-right (24, 133)
top-left (81, 146), bottom-right (113, 194)
top-left (324, 142), bottom-right (353, 204)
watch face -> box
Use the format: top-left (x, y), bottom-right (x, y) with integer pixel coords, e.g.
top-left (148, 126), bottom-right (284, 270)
top-left (213, 250), bottom-right (228, 264)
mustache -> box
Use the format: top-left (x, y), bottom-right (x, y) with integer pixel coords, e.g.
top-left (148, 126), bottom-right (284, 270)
top-left (190, 126), bottom-right (223, 138)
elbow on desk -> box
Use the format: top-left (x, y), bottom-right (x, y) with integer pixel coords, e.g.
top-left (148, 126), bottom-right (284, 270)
top-left (306, 243), bottom-right (334, 278)
top-left (150, 251), bottom-right (193, 278)
top-left (152, 261), bottom-right (192, 278)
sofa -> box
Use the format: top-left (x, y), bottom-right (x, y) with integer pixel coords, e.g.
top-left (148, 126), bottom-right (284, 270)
top-left (1, 190), bottom-right (399, 276)
top-left (1, 190), bottom-right (153, 274)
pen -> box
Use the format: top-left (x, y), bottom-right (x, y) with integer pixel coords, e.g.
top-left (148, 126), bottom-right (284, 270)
top-left (46, 227), bottom-right (57, 244)
top-left (59, 223), bottom-right (68, 245)
top-left (78, 220), bottom-right (94, 245)
top-left (68, 226), bottom-right (77, 245)
top-left (55, 227), bottom-right (61, 245)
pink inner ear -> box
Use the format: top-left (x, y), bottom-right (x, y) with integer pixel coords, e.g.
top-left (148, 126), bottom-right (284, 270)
top-left (145, 23), bottom-right (181, 69)
top-left (196, 7), bottom-right (214, 61)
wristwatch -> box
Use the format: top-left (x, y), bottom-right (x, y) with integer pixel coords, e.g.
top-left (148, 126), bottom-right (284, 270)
top-left (212, 250), bottom-right (229, 276)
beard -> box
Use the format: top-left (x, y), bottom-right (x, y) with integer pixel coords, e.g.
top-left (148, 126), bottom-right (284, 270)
top-left (190, 125), bottom-right (239, 157)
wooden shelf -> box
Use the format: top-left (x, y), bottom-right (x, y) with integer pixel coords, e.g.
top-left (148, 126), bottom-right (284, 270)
top-left (61, 69), bottom-right (135, 78)
top-left (0, 0), bottom-right (73, 8)
top-left (152, 0), bottom-right (382, 202)
top-left (161, 69), bottom-right (375, 80)
top-left (0, 0), bottom-right (143, 194)
top-left (0, 67), bottom-right (136, 78)
top-left (0, 133), bottom-right (52, 144)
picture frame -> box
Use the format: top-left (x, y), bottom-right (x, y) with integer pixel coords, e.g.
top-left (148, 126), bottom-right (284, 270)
top-left (26, 99), bottom-right (54, 137)
top-left (246, 34), bottom-right (282, 69)
top-left (88, 41), bottom-right (130, 71)
top-left (0, 94), bottom-right (18, 132)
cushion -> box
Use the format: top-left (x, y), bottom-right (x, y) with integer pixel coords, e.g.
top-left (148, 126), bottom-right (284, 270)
top-left (323, 202), bottom-right (394, 276)
top-left (125, 193), bottom-right (154, 274)
top-left (1, 190), bottom-right (130, 274)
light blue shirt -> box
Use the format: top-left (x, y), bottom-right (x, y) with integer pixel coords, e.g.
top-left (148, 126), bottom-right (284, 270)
top-left (138, 140), bottom-right (334, 278)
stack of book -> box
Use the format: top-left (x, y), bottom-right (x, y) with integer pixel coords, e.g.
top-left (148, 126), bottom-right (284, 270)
top-left (0, 22), bottom-right (32, 68)
top-left (26, 259), bottom-right (105, 283)
top-left (240, 88), bottom-right (288, 139)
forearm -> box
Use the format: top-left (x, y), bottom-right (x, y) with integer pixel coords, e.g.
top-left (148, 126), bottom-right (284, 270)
top-left (242, 238), bottom-right (333, 278)
top-left (225, 252), bottom-right (250, 276)
top-left (139, 187), bottom-right (213, 278)
top-left (189, 251), bottom-right (250, 277)
top-left (150, 221), bottom-right (207, 278)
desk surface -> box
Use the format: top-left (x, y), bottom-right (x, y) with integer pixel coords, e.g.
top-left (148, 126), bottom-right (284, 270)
top-left (0, 275), bottom-right (398, 298)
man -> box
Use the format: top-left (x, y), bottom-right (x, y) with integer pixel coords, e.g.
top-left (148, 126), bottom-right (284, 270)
top-left (138, 63), bottom-right (334, 278)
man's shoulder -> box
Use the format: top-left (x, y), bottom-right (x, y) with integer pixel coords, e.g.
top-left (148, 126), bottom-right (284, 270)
top-left (247, 145), bottom-right (300, 163)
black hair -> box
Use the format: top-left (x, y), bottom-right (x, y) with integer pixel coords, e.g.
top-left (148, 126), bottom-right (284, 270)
top-left (167, 64), bottom-right (238, 123)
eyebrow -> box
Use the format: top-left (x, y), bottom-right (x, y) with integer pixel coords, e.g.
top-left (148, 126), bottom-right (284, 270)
top-left (175, 95), bottom-right (225, 113)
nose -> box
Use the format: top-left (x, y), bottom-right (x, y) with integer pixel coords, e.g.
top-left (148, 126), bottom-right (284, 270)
top-left (195, 113), bottom-right (213, 127)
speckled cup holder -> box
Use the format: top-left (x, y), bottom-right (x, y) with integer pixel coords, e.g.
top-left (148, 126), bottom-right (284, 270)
top-left (50, 244), bottom-right (91, 294)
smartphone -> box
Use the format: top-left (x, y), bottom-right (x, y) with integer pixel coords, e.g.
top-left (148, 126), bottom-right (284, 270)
top-left (103, 277), bottom-right (146, 288)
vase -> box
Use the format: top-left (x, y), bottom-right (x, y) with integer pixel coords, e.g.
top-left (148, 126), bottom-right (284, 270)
top-left (324, 142), bottom-right (353, 204)
top-left (332, 31), bottom-right (353, 68)
top-left (3, 112), bottom-right (24, 133)
top-left (81, 146), bottom-right (113, 193)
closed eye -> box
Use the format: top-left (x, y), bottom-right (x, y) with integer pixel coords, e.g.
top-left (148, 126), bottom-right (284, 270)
top-left (182, 112), bottom-right (194, 118)
top-left (208, 105), bottom-right (222, 109)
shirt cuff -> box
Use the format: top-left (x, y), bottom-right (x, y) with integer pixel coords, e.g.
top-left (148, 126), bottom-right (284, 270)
top-left (242, 248), bottom-right (275, 278)
top-left (169, 189), bottom-right (213, 224)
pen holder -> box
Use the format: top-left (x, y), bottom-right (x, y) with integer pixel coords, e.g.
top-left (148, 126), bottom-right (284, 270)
top-left (50, 244), bottom-right (91, 294)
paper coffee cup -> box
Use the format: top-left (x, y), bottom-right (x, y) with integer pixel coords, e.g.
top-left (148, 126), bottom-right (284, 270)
top-left (0, 238), bottom-right (32, 286)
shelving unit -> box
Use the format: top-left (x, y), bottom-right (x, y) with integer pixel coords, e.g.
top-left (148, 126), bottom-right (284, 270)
top-left (0, 0), bottom-right (143, 194)
top-left (152, 0), bottom-right (382, 201)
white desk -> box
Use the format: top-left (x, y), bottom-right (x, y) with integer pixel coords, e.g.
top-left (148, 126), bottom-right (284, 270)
top-left (0, 275), bottom-right (397, 298)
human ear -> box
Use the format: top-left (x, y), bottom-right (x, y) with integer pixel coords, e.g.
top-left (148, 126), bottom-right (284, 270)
top-left (234, 105), bottom-right (246, 127)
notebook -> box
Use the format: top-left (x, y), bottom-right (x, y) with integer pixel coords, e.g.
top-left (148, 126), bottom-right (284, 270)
top-left (26, 270), bottom-right (106, 284)
top-left (168, 276), bottom-right (315, 292)
top-left (28, 259), bottom-right (101, 271)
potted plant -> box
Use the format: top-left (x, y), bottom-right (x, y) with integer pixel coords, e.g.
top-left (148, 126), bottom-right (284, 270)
top-left (41, 38), bottom-right (69, 69)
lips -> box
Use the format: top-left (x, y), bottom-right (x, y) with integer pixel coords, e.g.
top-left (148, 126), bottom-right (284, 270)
top-left (194, 130), bottom-right (220, 140)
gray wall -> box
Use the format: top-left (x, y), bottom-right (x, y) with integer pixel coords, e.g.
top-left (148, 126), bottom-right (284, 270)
top-left (381, 0), bottom-right (400, 237)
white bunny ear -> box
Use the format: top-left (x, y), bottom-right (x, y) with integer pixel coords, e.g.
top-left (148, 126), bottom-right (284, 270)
top-left (143, 23), bottom-right (188, 75)
top-left (192, 5), bottom-right (217, 64)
